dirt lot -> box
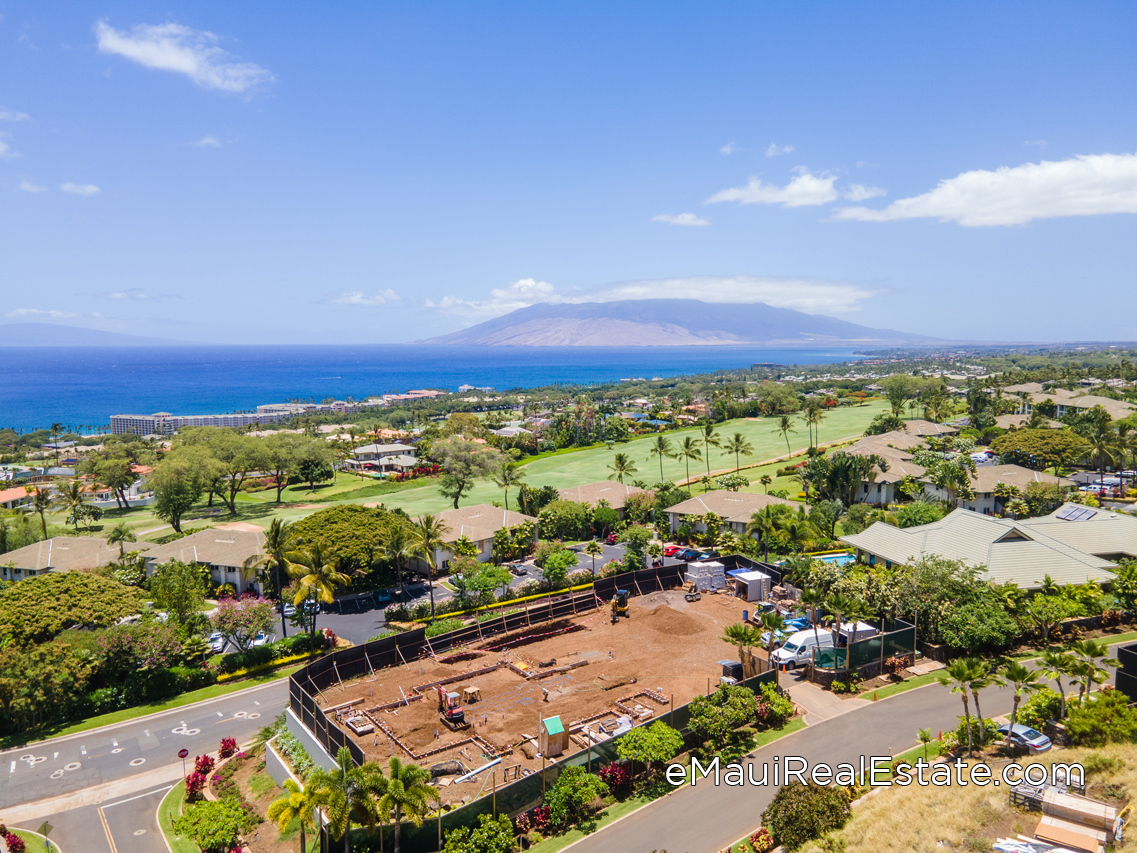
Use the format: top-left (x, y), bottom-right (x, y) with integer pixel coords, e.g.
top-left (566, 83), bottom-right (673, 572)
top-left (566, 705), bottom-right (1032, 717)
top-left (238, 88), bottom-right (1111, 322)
top-left (318, 589), bottom-right (750, 805)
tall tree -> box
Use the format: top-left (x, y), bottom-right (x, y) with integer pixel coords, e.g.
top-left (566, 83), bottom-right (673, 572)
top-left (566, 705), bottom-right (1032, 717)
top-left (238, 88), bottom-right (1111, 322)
top-left (307, 747), bottom-right (386, 853)
top-left (244, 518), bottom-right (302, 638)
top-left (149, 448), bottom-right (208, 533)
top-left (55, 480), bottom-right (88, 531)
top-left (27, 486), bottom-right (52, 538)
top-left (431, 437), bottom-right (501, 509)
top-left (267, 778), bottom-right (324, 853)
top-left (777, 415), bottom-right (797, 456)
top-left (584, 539), bottom-right (603, 577)
top-left (492, 461), bottom-right (525, 511)
top-left (290, 544), bottom-right (350, 639)
top-left (376, 756), bottom-right (436, 853)
top-left (409, 514), bottom-right (451, 622)
top-left (677, 437), bottom-right (702, 491)
top-left (607, 452), bottom-right (638, 484)
top-left (106, 522), bottom-right (137, 557)
top-left (724, 432), bottom-right (754, 473)
top-left (939, 658), bottom-right (981, 756)
top-left (700, 422), bottom-right (721, 486)
top-left (647, 435), bottom-right (675, 482)
top-left (1000, 661), bottom-right (1042, 748)
top-left (383, 522), bottom-right (414, 597)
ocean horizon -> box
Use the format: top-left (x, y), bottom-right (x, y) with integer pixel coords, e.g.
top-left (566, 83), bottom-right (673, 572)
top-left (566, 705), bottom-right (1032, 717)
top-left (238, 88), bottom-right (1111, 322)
top-left (0, 344), bottom-right (862, 432)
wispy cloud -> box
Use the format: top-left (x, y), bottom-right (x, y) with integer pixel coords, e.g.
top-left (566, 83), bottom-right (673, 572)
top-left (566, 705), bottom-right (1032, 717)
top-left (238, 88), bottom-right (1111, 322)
top-left (328, 290), bottom-right (399, 306)
top-left (650, 213), bottom-right (710, 227)
top-left (108, 289), bottom-right (151, 300)
top-left (61, 182), bottom-right (100, 196)
top-left (765, 142), bottom-right (794, 158)
top-left (720, 142), bottom-right (738, 156)
top-left (843, 184), bottom-right (886, 201)
top-left (192, 135), bottom-right (222, 148)
top-left (6, 308), bottom-right (78, 319)
top-left (1024, 139), bottom-right (1048, 151)
top-left (18, 180), bottom-right (47, 193)
top-left (95, 21), bottom-right (274, 93)
top-left (833, 152), bottom-right (1137, 226)
top-left (706, 168), bottom-right (838, 207)
top-left (0, 110), bottom-right (30, 122)
top-left (427, 275), bottom-right (876, 319)
top-left (0, 138), bottom-right (18, 160)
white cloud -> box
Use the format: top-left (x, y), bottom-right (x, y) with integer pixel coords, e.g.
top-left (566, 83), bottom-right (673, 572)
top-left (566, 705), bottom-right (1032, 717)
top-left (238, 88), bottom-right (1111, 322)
top-left (650, 213), bottom-right (710, 227)
top-left (427, 275), bottom-right (875, 319)
top-left (95, 21), bottom-right (274, 93)
top-left (6, 308), bottom-right (78, 319)
top-left (706, 168), bottom-right (839, 207)
top-left (61, 182), bottom-right (100, 196)
top-left (329, 290), bottom-right (400, 307)
top-left (0, 138), bottom-right (18, 160)
top-left (108, 289), bottom-right (151, 300)
top-left (843, 184), bottom-right (886, 201)
top-left (720, 142), bottom-right (738, 156)
top-left (833, 152), bottom-right (1137, 227)
top-left (765, 142), bottom-right (795, 158)
top-left (192, 135), bottom-right (222, 148)
top-left (18, 180), bottom-right (47, 193)
top-left (0, 111), bottom-right (30, 122)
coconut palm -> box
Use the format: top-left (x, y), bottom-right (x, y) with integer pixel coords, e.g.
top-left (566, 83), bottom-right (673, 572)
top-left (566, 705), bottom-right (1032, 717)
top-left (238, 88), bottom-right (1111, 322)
top-left (106, 522), bottom-right (137, 558)
top-left (27, 486), bottom-right (52, 538)
top-left (917, 728), bottom-right (932, 761)
top-left (607, 452), bottom-right (638, 485)
top-left (647, 435), bottom-right (675, 482)
top-left (290, 544), bottom-right (351, 639)
top-left (56, 480), bottom-right (88, 531)
top-left (1000, 661), bottom-right (1043, 749)
top-left (307, 746), bottom-right (386, 853)
top-left (383, 523), bottom-right (415, 597)
top-left (824, 592), bottom-right (869, 676)
top-left (777, 415), bottom-right (796, 456)
top-left (677, 437), bottom-right (702, 491)
top-left (720, 622), bottom-right (761, 669)
top-left (968, 660), bottom-right (1002, 747)
top-left (1070, 638), bottom-right (1118, 706)
top-left (1039, 649), bottom-right (1076, 719)
top-left (799, 587), bottom-right (825, 649)
top-left (584, 539), bottom-right (603, 577)
top-left (939, 658), bottom-right (982, 756)
top-left (744, 508), bottom-right (776, 562)
top-left (492, 461), bottom-right (525, 511)
top-left (700, 423), bottom-right (721, 486)
top-left (376, 756), bottom-right (436, 853)
top-left (724, 432), bottom-right (753, 473)
top-left (267, 778), bottom-right (324, 853)
top-left (245, 518), bottom-right (302, 638)
top-left (760, 610), bottom-right (788, 658)
top-left (409, 514), bottom-right (451, 622)
top-left (49, 422), bottom-right (64, 467)
top-left (759, 474), bottom-right (773, 494)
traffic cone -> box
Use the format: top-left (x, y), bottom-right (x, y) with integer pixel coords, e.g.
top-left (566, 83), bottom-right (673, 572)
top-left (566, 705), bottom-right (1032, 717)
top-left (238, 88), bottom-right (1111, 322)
top-left (872, 691), bottom-right (878, 701)
top-left (938, 730), bottom-right (943, 741)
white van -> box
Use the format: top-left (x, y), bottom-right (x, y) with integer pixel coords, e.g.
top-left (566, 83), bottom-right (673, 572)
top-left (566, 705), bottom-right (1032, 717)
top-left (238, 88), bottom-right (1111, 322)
top-left (771, 629), bottom-right (834, 669)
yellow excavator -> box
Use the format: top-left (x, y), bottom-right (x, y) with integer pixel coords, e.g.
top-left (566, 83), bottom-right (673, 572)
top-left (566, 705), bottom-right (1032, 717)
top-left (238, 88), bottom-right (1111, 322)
top-left (610, 590), bottom-right (629, 623)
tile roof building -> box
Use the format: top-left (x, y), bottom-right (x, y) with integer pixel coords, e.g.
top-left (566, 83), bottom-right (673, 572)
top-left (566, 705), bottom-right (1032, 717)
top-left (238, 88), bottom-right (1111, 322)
top-left (1, 536), bottom-right (152, 581)
top-left (143, 528), bottom-right (267, 595)
top-left (666, 490), bottom-right (801, 536)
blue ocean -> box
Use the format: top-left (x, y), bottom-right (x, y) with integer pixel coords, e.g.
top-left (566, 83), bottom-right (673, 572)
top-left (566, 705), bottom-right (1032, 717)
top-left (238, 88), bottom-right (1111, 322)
top-left (0, 345), bottom-right (861, 432)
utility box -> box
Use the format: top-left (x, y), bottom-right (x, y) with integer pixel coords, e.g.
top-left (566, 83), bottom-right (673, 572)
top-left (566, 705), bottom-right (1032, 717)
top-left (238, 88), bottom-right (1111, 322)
top-left (719, 660), bottom-right (743, 680)
top-left (539, 716), bottom-right (569, 758)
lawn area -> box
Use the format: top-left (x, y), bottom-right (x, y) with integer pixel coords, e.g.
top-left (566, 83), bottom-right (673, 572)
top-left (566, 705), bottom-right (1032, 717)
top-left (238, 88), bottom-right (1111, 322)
top-left (7, 828), bottom-right (61, 852)
top-left (157, 782), bottom-right (200, 853)
top-left (0, 664), bottom-right (304, 750)
top-left (857, 670), bottom-right (944, 701)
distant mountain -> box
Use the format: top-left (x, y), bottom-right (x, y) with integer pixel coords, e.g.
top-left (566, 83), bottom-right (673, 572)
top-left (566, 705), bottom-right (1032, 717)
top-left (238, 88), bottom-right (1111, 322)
top-left (0, 323), bottom-right (183, 347)
top-left (420, 300), bottom-right (935, 347)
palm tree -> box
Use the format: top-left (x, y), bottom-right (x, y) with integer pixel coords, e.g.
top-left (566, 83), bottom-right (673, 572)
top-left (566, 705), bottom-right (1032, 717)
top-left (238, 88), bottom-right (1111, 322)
top-left (777, 415), bottom-right (797, 457)
top-left (27, 486), bottom-right (52, 538)
top-left (607, 452), bottom-right (638, 484)
top-left (56, 480), bottom-right (87, 531)
top-left (383, 523), bottom-right (414, 597)
top-left (647, 435), bottom-right (675, 482)
top-left (759, 474), bottom-right (772, 494)
top-left (939, 658), bottom-right (981, 756)
top-left (760, 610), bottom-right (787, 659)
top-left (799, 587), bottom-right (825, 649)
top-left (307, 746), bottom-right (386, 853)
top-left (968, 660), bottom-right (1001, 748)
top-left (824, 592), bottom-right (868, 677)
top-left (1082, 420), bottom-right (1119, 485)
top-left (376, 756), bottom-right (436, 853)
top-left (744, 508), bottom-right (776, 562)
top-left (724, 432), bottom-right (753, 473)
top-left (290, 544), bottom-right (351, 640)
top-left (409, 514), bottom-right (451, 622)
top-left (1039, 649), bottom-right (1076, 719)
top-left (1000, 661), bottom-right (1042, 749)
top-left (245, 518), bottom-right (302, 638)
top-left (677, 437), bottom-right (702, 491)
top-left (917, 728), bottom-right (932, 761)
top-left (720, 622), bottom-right (761, 671)
top-left (1070, 638), bottom-right (1118, 706)
top-left (584, 539), bottom-right (603, 577)
top-left (106, 522), bottom-right (137, 558)
top-left (268, 778), bottom-right (324, 853)
top-left (49, 422), bottom-right (64, 468)
top-left (492, 462), bottom-right (525, 511)
top-left (700, 423), bottom-right (721, 486)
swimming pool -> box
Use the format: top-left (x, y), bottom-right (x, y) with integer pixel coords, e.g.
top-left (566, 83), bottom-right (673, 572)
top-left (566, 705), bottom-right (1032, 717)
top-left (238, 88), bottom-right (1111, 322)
top-left (816, 554), bottom-right (855, 566)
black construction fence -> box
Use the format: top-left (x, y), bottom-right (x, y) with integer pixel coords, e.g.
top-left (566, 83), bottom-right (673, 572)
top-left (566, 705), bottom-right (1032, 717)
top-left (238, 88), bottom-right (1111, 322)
top-left (811, 617), bottom-right (917, 677)
top-left (290, 563), bottom-right (779, 853)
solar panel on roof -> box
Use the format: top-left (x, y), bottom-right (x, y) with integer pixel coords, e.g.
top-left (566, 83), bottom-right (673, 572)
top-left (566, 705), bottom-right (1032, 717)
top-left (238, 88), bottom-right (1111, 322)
top-left (1056, 505), bottom-right (1097, 522)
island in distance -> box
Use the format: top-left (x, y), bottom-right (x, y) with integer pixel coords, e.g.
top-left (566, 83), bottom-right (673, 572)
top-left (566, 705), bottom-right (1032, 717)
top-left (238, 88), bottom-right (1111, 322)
top-left (421, 299), bottom-right (936, 347)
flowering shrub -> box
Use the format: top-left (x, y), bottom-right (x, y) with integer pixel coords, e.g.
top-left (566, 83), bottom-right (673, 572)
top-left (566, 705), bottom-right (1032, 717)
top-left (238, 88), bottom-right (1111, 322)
top-left (598, 761), bottom-right (632, 796)
top-left (218, 737), bottom-right (237, 759)
top-left (749, 828), bottom-right (774, 853)
top-left (195, 754), bottom-right (216, 775)
top-left (322, 627), bottom-right (338, 648)
top-left (530, 806), bottom-right (551, 832)
top-left (185, 771), bottom-right (208, 801)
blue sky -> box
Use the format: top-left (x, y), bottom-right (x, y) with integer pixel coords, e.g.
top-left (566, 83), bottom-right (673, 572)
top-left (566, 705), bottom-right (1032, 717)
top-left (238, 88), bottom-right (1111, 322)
top-left (3, 1), bottom-right (1136, 344)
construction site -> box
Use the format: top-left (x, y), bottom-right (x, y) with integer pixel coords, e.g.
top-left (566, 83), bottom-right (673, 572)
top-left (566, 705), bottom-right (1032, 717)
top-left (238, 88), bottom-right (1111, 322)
top-left (312, 587), bottom-right (753, 807)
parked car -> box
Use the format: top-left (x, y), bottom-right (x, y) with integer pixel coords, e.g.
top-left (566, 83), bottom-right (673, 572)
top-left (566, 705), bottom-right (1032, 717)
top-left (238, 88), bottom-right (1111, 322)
top-left (664, 545), bottom-right (682, 557)
top-left (374, 590), bottom-right (392, 604)
top-left (208, 632), bottom-right (225, 653)
top-left (605, 533), bottom-right (618, 545)
top-left (249, 632), bottom-right (273, 648)
top-left (506, 562), bottom-right (528, 576)
top-left (677, 548), bottom-right (704, 561)
top-left (770, 629), bottom-right (835, 669)
top-left (997, 723), bottom-right (1052, 754)
top-left (282, 603), bottom-right (296, 617)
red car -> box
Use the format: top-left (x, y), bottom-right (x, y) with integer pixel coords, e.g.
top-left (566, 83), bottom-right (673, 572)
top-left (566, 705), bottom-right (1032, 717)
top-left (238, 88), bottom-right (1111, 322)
top-left (605, 533), bottom-right (618, 545)
top-left (664, 545), bottom-right (681, 557)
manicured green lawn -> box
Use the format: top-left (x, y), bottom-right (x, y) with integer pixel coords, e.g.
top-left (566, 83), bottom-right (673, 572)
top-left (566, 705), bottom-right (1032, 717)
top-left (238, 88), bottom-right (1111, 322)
top-left (157, 783), bottom-right (200, 853)
top-left (0, 664), bottom-right (303, 751)
top-left (7, 828), bottom-right (61, 852)
top-left (857, 670), bottom-right (944, 700)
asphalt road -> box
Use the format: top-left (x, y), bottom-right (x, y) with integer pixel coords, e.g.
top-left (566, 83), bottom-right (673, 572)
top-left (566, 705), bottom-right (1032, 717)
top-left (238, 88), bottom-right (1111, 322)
top-left (0, 679), bottom-right (288, 813)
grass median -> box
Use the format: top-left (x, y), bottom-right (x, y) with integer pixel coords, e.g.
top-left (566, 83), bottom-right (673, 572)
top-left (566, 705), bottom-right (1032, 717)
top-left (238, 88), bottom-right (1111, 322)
top-left (0, 663), bottom-right (304, 751)
top-left (157, 782), bottom-right (199, 853)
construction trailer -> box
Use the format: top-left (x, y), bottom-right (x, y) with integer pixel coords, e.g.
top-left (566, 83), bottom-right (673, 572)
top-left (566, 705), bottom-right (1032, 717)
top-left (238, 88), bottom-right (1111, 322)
top-left (540, 716), bottom-right (569, 758)
top-left (731, 569), bottom-right (773, 602)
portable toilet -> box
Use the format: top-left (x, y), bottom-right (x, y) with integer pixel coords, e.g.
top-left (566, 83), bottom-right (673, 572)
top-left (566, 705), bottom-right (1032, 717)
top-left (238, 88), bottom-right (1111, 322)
top-left (539, 716), bottom-right (569, 758)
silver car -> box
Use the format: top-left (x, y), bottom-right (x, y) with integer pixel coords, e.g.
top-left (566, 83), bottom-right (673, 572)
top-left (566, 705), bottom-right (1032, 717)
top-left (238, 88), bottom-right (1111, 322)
top-left (997, 723), bottom-right (1052, 754)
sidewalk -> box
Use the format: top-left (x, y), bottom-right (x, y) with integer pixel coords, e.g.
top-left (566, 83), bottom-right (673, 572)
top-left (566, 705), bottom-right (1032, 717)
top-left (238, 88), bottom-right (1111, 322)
top-left (782, 673), bottom-right (869, 725)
